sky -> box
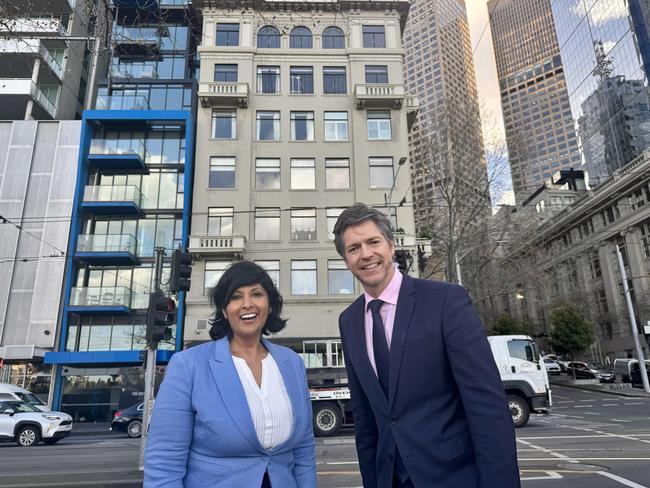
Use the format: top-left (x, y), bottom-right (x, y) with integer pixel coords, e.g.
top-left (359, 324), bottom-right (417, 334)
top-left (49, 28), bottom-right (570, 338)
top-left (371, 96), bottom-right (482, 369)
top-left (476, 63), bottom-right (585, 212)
top-left (465, 0), bottom-right (504, 141)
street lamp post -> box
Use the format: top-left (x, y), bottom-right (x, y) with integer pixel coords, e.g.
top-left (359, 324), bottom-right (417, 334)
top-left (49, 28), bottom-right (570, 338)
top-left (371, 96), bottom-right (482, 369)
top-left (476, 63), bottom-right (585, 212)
top-left (455, 240), bottom-right (509, 287)
top-left (615, 243), bottom-right (650, 393)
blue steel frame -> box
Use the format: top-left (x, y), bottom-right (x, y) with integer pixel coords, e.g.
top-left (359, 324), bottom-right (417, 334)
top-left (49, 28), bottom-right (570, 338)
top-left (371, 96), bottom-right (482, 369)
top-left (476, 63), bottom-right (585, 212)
top-left (46, 109), bottom-right (195, 409)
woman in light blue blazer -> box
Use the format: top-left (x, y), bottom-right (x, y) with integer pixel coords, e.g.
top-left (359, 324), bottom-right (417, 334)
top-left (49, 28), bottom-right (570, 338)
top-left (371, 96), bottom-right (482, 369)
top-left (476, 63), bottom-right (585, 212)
top-left (144, 261), bottom-right (317, 488)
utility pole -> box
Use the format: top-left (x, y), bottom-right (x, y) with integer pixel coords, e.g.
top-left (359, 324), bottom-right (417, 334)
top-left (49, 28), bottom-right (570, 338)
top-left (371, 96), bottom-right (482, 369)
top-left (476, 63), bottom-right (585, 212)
top-left (138, 247), bottom-right (165, 471)
top-left (615, 243), bottom-right (650, 393)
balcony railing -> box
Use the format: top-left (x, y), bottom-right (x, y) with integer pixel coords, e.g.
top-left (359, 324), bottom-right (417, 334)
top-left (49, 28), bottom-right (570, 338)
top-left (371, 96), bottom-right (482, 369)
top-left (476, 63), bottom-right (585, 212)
top-left (198, 82), bottom-right (249, 108)
top-left (89, 138), bottom-right (146, 159)
top-left (95, 95), bottom-right (150, 110)
top-left (188, 234), bottom-right (246, 255)
top-left (110, 65), bottom-right (158, 79)
top-left (77, 234), bottom-right (138, 254)
top-left (31, 84), bottom-right (57, 118)
top-left (0, 18), bottom-right (67, 36)
top-left (83, 185), bottom-right (144, 205)
top-left (354, 83), bottom-right (405, 109)
top-left (69, 286), bottom-right (133, 308)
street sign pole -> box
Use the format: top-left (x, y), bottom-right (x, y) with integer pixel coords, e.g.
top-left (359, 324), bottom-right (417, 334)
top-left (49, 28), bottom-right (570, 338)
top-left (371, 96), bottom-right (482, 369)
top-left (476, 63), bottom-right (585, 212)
top-left (615, 244), bottom-right (650, 393)
top-left (139, 247), bottom-right (165, 471)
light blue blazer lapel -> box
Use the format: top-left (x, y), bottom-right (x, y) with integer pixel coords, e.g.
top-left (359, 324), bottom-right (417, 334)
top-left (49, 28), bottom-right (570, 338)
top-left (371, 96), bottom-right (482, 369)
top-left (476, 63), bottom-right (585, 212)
top-left (208, 337), bottom-right (265, 453)
top-left (263, 338), bottom-right (304, 445)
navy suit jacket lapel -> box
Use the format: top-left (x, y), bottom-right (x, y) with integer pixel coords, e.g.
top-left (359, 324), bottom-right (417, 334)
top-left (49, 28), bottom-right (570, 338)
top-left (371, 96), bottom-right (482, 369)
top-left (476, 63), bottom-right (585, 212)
top-left (345, 296), bottom-right (387, 404)
top-left (388, 274), bottom-right (416, 407)
top-left (208, 338), bottom-right (264, 453)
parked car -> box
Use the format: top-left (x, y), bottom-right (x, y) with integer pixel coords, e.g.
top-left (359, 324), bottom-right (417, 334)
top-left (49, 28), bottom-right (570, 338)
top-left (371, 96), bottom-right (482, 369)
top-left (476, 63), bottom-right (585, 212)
top-left (614, 358), bottom-right (650, 383)
top-left (0, 383), bottom-right (48, 411)
top-left (110, 403), bottom-right (143, 438)
top-left (543, 354), bottom-right (569, 373)
top-left (630, 361), bottom-right (650, 388)
top-left (0, 400), bottom-right (72, 446)
top-left (566, 362), bottom-right (615, 383)
top-left (542, 357), bottom-right (562, 374)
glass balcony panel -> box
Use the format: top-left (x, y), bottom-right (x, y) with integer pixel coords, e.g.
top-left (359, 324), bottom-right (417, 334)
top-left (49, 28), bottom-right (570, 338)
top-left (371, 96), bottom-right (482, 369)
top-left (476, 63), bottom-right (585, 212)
top-left (110, 64), bottom-right (158, 79)
top-left (70, 286), bottom-right (132, 307)
top-left (89, 139), bottom-right (145, 159)
top-left (95, 95), bottom-right (150, 110)
top-left (83, 185), bottom-right (144, 205)
top-left (76, 234), bottom-right (137, 254)
top-left (113, 26), bottom-right (160, 43)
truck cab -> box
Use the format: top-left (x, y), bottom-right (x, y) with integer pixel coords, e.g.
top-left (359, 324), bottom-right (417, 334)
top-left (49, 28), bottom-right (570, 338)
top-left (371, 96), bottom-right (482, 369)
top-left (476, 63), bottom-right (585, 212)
top-left (487, 335), bottom-right (552, 427)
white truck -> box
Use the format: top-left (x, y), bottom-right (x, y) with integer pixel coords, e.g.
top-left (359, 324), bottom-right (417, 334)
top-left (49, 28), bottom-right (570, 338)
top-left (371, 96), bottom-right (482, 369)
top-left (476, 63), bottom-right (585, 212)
top-left (306, 335), bottom-right (551, 436)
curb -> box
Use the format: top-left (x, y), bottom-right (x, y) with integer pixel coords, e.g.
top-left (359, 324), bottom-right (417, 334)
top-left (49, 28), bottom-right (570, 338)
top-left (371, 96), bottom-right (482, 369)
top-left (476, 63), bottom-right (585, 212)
top-left (551, 381), bottom-right (650, 398)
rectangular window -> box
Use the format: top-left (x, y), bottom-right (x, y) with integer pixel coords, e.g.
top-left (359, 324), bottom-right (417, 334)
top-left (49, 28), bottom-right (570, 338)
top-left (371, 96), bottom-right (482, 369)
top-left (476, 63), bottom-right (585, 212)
top-left (642, 222), bottom-right (650, 258)
top-left (324, 112), bottom-right (348, 141)
top-left (256, 66), bottom-right (280, 94)
top-left (363, 25), bottom-right (386, 48)
top-left (369, 157), bottom-right (393, 188)
top-left (205, 261), bottom-right (230, 294)
top-left (255, 158), bottom-right (281, 190)
top-left (367, 110), bottom-right (391, 140)
top-left (214, 64), bottom-right (238, 82)
top-left (290, 208), bottom-right (316, 241)
top-left (290, 66), bottom-right (314, 94)
top-left (377, 206), bottom-right (397, 231)
top-left (207, 207), bottom-right (233, 236)
top-left (323, 66), bottom-right (346, 94)
top-left (291, 111), bottom-right (314, 141)
top-left (326, 208), bottom-right (345, 240)
top-left (256, 111), bottom-right (280, 140)
top-left (256, 260), bottom-right (280, 288)
top-left (291, 159), bottom-right (316, 189)
top-left (292, 260), bottom-right (317, 295)
top-left (209, 157), bottom-right (235, 189)
top-left (216, 23), bottom-right (239, 46)
top-left (325, 158), bottom-right (350, 189)
top-left (365, 65), bottom-right (388, 83)
top-left (328, 260), bottom-right (354, 294)
top-left (211, 109), bottom-right (236, 139)
top-left (255, 208), bottom-right (280, 241)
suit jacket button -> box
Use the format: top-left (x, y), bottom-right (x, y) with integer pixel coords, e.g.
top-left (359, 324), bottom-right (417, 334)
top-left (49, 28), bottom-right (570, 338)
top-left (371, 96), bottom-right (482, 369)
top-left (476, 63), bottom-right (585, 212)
top-left (390, 417), bottom-right (397, 424)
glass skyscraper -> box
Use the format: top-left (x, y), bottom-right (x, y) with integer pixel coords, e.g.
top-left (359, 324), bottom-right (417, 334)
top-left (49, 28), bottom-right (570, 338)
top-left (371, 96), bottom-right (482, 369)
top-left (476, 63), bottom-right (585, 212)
top-left (489, 0), bottom-right (582, 203)
top-left (552, 0), bottom-right (650, 185)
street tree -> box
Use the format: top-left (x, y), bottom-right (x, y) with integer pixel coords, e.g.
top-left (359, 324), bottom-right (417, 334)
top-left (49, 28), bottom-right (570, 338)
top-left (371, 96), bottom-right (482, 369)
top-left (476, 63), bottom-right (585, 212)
top-left (490, 314), bottom-right (529, 335)
top-left (549, 304), bottom-right (595, 379)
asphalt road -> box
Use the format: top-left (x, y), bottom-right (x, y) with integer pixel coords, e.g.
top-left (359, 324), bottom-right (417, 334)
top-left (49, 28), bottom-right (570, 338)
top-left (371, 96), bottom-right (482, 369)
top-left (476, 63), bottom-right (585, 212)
top-left (0, 385), bottom-right (648, 488)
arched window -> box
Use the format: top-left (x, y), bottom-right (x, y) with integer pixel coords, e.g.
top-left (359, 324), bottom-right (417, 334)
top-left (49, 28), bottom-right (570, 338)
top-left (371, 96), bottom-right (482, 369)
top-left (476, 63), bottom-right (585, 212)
top-left (257, 25), bottom-right (280, 48)
top-left (290, 26), bottom-right (312, 48)
top-left (323, 26), bottom-right (344, 49)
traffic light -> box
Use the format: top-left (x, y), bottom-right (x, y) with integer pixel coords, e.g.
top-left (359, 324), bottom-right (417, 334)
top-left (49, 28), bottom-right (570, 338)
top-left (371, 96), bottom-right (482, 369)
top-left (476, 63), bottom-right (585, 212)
top-left (170, 248), bottom-right (192, 293)
top-left (146, 292), bottom-right (175, 344)
top-left (394, 250), bottom-right (412, 272)
top-left (417, 245), bottom-right (428, 273)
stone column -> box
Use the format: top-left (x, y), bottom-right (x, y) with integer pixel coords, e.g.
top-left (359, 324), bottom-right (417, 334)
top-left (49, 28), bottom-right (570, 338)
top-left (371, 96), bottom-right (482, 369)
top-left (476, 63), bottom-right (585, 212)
top-left (24, 57), bottom-right (41, 120)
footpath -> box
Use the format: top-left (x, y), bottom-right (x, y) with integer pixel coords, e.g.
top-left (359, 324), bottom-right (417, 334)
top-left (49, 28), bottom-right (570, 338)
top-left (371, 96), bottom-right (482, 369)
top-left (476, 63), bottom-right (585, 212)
top-left (550, 375), bottom-right (650, 397)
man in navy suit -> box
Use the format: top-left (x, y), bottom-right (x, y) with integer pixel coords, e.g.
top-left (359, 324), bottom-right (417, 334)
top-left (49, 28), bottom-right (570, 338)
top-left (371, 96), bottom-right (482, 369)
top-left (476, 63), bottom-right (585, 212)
top-left (333, 203), bottom-right (520, 488)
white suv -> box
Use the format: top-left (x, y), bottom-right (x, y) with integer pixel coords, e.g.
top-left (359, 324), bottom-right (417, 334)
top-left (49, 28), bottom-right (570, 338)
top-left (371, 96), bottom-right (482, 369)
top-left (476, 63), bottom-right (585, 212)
top-left (0, 401), bottom-right (73, 446)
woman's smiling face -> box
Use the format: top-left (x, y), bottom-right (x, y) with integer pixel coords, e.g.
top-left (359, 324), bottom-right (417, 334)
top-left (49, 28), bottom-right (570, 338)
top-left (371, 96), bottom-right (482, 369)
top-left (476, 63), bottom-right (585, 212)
top-left (223, 283), bottom-right (270, 340)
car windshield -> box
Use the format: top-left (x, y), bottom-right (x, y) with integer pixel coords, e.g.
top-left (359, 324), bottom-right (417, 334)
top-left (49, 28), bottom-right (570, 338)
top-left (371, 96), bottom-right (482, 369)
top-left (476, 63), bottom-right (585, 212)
top-left (0, 401), bottom-right (40, 413)
top-left (543, 358), bottom-right (555, 363)
top-left (16, 392), bottom-right (46, 406)
top-left (587, 362), bottom-right (605, 369)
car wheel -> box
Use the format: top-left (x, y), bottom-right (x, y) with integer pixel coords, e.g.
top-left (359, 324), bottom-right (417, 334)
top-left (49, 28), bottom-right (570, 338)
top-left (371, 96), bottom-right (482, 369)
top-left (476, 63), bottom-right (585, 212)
top-left (16, 425), bottom-right (41, 447)
top-left (43, 438), bottom-right (61, 445)
top-left (507, 394), bottom-right (530, 428)
top-left (313, 402), bottom-right (342, 437)
top-left (127, 419), bottom-right (143, 438)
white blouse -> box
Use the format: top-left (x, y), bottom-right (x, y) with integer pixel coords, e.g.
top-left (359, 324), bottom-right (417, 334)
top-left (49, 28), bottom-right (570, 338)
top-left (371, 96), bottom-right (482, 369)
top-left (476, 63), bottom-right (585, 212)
top-left (232, 354), bottom-right (294, 450)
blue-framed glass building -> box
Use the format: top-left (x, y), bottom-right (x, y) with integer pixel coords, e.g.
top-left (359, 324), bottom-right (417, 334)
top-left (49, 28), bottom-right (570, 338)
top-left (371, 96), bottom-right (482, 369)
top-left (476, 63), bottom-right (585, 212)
top-left (552, 0), bottom-right (650, 186)
top-left (44, 0), bottom-right (198, 422)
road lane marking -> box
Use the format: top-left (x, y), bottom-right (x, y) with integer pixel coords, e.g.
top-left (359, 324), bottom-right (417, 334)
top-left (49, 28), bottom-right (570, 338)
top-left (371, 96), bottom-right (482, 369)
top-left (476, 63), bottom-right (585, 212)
top-left (624, 402), bottom-right (644, 405)
top-left (520, 471), bottom-right (563, 480)
top-left (612, 419), bottom-right (633, 423)
top-left (517, 439), bottom-right (579, 463)
top-left (518, 457), bottom-right (650, 461)
top-left (603, 404), bottom-right (620, 406)
top-left (574, 405), bottom-right (594, 408)
top-left (564, 426), bottom-right (650, 445)
top-left (595, 471), bottom-right (648, 487)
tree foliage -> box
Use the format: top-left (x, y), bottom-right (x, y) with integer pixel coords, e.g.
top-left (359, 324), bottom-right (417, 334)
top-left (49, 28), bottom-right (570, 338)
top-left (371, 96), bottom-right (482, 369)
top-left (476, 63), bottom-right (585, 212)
top-left (490, 314), bottom-right (529, 335)
top-left (549, 304), bottom-right (595, 360)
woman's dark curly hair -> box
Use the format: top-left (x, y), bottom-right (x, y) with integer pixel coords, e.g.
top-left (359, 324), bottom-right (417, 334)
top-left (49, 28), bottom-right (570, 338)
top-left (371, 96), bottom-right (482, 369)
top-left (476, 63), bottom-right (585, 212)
top-left (208, 261), bottom-right (287, 340)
